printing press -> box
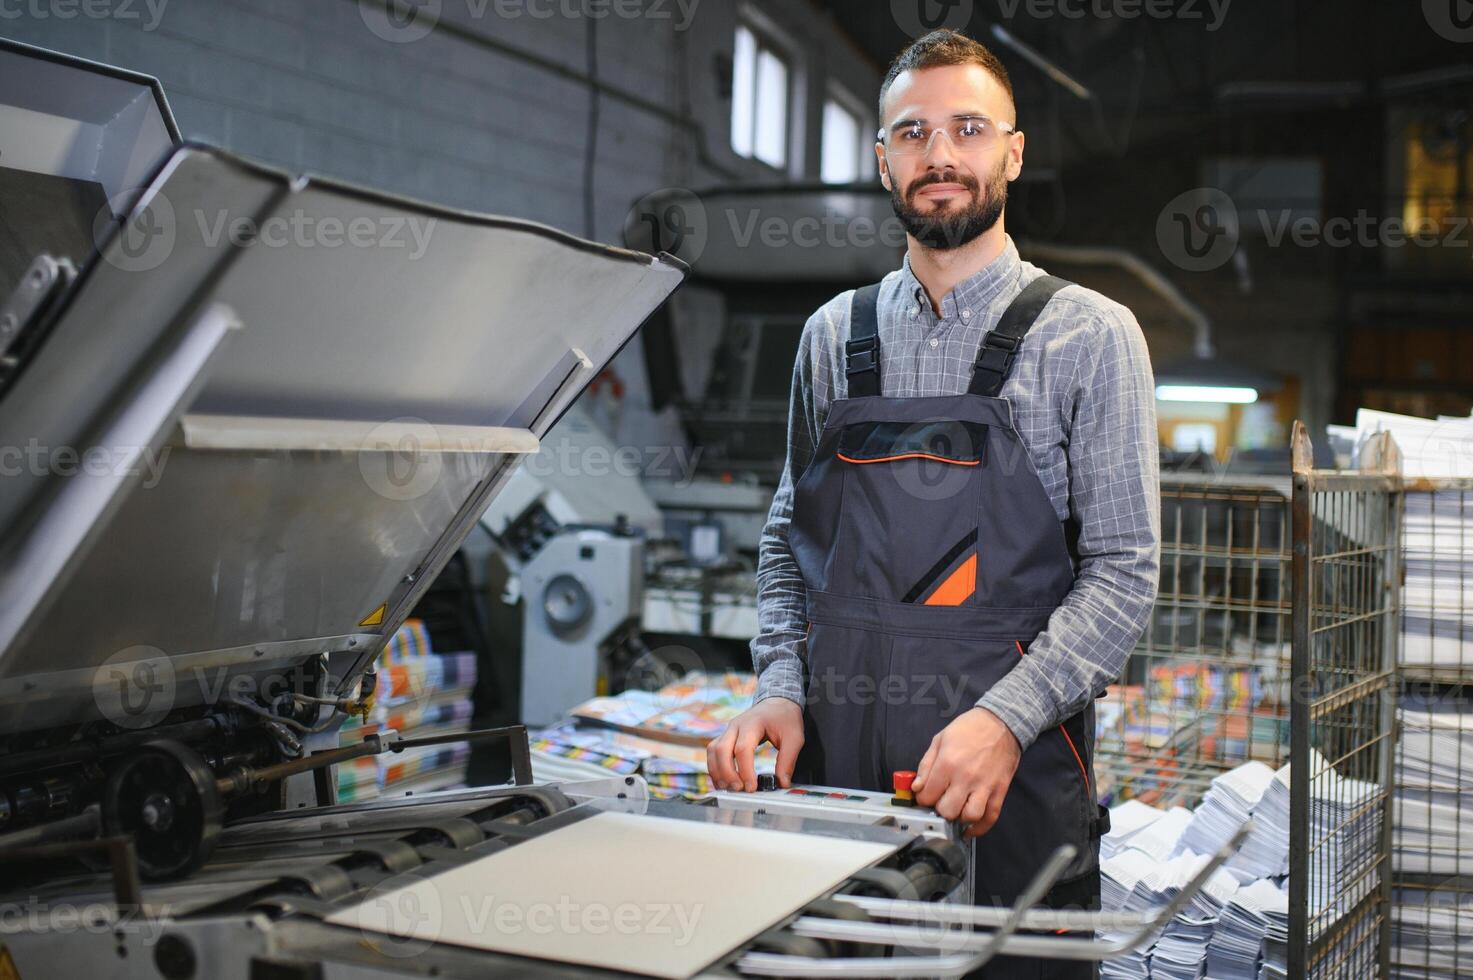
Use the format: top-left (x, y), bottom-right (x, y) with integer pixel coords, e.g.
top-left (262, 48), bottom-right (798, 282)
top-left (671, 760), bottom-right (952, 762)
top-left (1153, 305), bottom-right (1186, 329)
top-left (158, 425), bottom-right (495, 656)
top-left (0, 38), bottom-right (1243, 980)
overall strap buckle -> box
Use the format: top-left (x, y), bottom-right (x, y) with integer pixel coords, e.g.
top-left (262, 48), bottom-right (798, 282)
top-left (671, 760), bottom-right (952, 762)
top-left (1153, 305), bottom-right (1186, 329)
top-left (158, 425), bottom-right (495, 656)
top-left (969, 275), bottom-right (1071, 397)
top-left (845, 282), bottom-right (883, 398)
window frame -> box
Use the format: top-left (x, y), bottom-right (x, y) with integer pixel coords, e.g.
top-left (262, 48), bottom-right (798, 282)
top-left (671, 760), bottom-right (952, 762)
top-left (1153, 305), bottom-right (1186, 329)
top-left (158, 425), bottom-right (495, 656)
top-left (820, 85), bottom-right (874, 185)
top-left (729, 15), bottom-right (795, 172)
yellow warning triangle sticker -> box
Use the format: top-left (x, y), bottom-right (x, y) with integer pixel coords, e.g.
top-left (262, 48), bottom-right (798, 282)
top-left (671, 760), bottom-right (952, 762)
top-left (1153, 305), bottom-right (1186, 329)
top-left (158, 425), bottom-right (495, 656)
top-left (358, 603), bottom-right (387, 628)
top-left (0, 945), bottom-right (22, 980)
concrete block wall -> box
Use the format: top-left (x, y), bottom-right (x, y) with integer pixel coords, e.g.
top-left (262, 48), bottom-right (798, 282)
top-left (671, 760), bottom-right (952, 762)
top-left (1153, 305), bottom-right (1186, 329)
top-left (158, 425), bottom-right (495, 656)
top-left (1, 0), bottom-right (883, 451)
top-left (2, 0), bottom-right (880, 233)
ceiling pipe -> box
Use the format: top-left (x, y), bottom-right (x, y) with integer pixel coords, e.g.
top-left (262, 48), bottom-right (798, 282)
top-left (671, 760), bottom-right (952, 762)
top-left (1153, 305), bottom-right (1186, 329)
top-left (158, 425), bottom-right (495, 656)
top-left (989, 24), bottom-right (1094, 102)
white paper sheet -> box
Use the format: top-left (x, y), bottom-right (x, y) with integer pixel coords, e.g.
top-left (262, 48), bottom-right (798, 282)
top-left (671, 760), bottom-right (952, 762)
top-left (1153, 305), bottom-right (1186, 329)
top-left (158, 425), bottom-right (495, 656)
top-left (329, 810), bottom-right (897, 979)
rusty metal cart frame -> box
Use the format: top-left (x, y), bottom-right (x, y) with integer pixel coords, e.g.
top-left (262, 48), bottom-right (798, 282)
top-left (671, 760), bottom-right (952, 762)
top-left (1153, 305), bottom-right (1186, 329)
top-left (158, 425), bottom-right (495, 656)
top-left (1289, 422), bottom-right (1402, 979)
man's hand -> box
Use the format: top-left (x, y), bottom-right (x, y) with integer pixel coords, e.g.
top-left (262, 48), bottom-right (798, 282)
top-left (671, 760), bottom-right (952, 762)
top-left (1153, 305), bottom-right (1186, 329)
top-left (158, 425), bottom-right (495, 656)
top-left (911, 707), bottom-right (1022, 839)
top-left (706, 698), bottom-right (804, 792)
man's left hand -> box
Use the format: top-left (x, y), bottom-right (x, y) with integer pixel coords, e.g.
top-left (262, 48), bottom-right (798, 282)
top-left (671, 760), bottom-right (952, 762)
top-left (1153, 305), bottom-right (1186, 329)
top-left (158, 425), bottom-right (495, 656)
top-left (911, 707), bottom-right (1022, 839)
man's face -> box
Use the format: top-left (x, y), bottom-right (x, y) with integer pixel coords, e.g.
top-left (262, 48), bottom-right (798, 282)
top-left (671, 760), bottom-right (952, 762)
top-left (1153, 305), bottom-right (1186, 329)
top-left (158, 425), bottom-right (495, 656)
top-left (877, 64), bottom-right (1024, 251)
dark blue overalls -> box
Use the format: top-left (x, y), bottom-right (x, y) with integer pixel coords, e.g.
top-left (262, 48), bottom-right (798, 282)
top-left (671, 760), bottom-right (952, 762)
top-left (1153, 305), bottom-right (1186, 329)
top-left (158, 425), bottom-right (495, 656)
top-left (790, 276), bottom-right (1107, 979)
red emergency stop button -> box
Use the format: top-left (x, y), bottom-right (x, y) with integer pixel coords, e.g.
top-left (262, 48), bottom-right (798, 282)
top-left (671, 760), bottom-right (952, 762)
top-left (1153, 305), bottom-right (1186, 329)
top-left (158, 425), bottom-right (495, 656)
top-left (891, 770), bottom-right (916, 807)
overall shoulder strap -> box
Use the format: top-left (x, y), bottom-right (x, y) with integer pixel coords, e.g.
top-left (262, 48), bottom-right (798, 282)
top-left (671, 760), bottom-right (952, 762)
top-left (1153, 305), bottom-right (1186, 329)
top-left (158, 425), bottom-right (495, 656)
top-left (845, 283), bottom-right (883, 398)
top-left (968, 275), bottom-right (1071, 397)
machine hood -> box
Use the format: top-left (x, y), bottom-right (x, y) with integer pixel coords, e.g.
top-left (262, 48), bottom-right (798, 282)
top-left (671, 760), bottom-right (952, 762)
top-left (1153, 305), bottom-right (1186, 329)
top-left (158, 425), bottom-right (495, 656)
top-left (0, 144), bottom-right (686, 735)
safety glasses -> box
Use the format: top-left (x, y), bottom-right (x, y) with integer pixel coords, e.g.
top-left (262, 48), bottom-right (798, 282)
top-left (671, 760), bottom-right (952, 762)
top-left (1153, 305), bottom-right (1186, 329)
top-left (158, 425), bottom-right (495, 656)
top-left (878, 115), bottom-right (1017, 157)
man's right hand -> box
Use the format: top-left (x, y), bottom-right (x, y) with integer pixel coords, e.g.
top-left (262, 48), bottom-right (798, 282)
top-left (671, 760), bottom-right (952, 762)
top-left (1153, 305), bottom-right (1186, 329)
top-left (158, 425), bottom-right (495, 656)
top-left (706, 697), bottom-right (804, 792)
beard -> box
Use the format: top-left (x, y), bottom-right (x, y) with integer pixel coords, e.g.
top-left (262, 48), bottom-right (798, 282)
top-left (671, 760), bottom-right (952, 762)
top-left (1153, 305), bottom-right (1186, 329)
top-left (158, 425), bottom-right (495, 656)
top-left (890, 156), bottom-right (1009, 251)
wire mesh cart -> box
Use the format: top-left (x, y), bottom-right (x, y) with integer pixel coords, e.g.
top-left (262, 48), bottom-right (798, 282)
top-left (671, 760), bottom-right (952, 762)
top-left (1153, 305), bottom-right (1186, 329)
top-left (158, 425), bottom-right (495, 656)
top-left (1096, 475), bottom-right (1294, 809)
top-left (1288, 423), bottom-right (1402, 979)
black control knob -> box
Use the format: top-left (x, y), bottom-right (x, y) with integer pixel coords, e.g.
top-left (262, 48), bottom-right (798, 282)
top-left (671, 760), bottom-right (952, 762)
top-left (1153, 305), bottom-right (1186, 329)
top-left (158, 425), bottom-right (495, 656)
top-left (757, 773), bottom-right (777, 792)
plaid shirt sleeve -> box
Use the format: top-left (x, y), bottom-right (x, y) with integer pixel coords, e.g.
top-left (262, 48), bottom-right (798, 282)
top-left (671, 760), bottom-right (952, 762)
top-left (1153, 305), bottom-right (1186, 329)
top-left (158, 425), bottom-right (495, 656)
top-left (750, 307), bottom-right (826, 706)
top-left (976, 299), bottom-right (1161, 749)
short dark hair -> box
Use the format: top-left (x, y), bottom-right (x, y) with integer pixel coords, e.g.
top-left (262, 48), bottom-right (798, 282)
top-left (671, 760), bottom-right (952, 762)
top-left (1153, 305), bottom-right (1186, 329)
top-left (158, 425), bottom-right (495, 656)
top-left (878, 29), bottom-right (1015, 126)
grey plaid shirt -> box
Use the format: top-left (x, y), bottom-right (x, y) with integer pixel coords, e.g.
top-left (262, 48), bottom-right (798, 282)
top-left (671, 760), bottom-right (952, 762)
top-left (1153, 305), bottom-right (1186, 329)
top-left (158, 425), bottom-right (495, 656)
top-left (750, 236), bottom-right (1161, 750)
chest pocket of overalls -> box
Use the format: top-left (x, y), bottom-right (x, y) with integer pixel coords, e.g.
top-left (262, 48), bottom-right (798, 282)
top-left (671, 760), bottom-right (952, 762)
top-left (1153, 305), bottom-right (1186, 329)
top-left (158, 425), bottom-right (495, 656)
top-left (830, 418), bottom-right (987, 605)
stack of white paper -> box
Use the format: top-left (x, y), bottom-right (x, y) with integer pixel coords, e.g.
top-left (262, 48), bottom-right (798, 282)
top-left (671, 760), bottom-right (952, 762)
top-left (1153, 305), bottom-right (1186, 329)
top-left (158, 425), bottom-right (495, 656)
top-left (1096, 752), bottom-right (1381, 978)
top-left (1099, 859), bottom-right (1154, 979)
top-left (1351, 411), bottom-right (1473, 668)
top-left (1103, 799), bottom-right (1168, 860)
top-left (1101, 853), bottom-right (1207, 980)
top-left (1227, 763), bottom-right (1292, 881)
top-left (1401, 491), bottom-right (1473, 670)
top-left (1391, 888), bottom-right (1473, 979)
top-left (1397, 705), bottom-right (1473, 791)
top-left (1258, 880), bottom-right (1290, 979)
top-left (1204, 877), bottom-right (1287, 979)
top-left (1179, 762), bottom-right (1275, 859)
top-left (1101, 849), bottom-right (1155, 919)
top-left (1150, 863), bottom-right (1239, 980)
top-left (1128, 806), bottom-right (1193, 863)
top-left (1393, 697), bottom-right (1473, 974)
top-left (1394, 701), bottom-right (1473, 876)
top-left (1353, 408), bottom-right (1473, 480)
top-left (1301, 752), bottom-right (1382, 924)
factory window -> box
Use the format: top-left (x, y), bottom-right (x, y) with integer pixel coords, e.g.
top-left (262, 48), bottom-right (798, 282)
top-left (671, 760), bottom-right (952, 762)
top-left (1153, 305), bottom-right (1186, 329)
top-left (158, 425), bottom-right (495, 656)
top-left (731, 22), bottom-right (790, 170)
top-left (821, 94), bottom-right (869, 184)
top-left (1390, 110), bottom-right (1472, 278)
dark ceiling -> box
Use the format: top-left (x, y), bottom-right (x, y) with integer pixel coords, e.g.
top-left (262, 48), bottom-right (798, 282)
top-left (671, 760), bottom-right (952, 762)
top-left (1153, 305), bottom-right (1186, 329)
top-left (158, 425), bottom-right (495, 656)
top-left (811, 0), bottom-right (1473, 159)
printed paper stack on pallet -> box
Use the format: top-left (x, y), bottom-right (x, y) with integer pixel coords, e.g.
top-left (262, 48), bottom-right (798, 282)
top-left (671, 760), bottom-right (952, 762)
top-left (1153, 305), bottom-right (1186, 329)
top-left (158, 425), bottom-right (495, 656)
top-left (336, 619), bottom-right (479, 801)
top-left (529, 670), bottom-right (775, 798)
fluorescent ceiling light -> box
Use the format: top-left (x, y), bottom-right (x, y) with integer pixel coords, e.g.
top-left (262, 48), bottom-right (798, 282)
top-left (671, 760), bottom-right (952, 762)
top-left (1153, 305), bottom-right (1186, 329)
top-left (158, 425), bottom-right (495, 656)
top-left (1156, 385), bottom-right (1259, 404)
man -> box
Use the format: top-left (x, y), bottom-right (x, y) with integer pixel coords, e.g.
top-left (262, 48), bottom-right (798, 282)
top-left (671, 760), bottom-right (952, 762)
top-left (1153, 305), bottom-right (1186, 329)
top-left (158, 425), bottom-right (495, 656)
top-left (707, 28), bottom-right (1160, 978)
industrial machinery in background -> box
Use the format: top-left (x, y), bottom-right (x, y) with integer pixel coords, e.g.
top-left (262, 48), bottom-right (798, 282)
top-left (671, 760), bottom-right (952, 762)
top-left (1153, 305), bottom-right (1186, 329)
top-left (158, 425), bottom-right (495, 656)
top-left (468, 402), bottom-right (774, 729)
top-left (475, 406), bottom-right (656, 727)
top-left (624, 184), bottom-right (904, 483)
